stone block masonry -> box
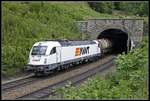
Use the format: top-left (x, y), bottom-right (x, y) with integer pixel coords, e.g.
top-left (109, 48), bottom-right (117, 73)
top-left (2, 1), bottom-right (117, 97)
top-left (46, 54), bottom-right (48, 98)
top-left (76, 19), bottom-right (144, 45)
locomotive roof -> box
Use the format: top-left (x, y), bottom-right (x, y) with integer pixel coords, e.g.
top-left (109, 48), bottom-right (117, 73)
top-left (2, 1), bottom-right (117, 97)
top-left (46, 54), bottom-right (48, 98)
top-left (34, 40), bottom-right (96, 47)
top-left (58, 40), bottom-right (96, 46)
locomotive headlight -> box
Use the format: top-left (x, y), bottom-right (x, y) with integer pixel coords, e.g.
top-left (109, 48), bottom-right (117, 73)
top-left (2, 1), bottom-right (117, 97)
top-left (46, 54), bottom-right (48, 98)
top-left (44, 58), bottom-right (47, 64)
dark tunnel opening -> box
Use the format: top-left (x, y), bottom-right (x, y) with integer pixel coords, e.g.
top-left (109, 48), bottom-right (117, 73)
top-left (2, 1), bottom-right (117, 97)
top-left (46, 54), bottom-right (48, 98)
top-left (97, 28), bottom-right (129, 54)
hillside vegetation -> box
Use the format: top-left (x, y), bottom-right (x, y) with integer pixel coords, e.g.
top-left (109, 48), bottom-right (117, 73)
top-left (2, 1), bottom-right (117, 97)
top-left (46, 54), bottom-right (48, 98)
top-left (2, 2), bottom-right (147, 76)
top-left (2, 2), bottom-right (116, 76)
top-left (88, 1), bottom-right (148, 16)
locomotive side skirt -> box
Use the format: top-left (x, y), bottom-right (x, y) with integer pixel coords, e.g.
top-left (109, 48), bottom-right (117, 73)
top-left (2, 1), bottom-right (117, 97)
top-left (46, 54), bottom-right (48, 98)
top-left (26, 53), bottom-right (101, 73)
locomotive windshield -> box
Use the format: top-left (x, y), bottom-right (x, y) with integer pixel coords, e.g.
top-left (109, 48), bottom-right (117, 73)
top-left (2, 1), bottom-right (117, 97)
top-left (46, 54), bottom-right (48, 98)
top-left (31, 46), bottom-right (47, 55)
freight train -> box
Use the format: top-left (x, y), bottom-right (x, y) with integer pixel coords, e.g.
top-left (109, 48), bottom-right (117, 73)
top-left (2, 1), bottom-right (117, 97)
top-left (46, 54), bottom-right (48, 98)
top-left (26, 39), bottom-right (112, 75)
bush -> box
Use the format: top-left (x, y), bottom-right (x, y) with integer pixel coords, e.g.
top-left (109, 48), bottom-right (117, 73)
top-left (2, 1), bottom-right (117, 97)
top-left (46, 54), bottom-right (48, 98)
top-left (59, 37), bottom-right (148, 99)
top-left (88, 2), bottom-right (114, 14)
top-left (114, 2), bottom-right (148, 16)
top-left (88, 2), bottom-right (148, 16)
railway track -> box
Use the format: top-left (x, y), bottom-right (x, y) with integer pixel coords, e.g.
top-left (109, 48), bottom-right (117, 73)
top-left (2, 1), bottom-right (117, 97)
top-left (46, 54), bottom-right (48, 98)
top-left (16, 56), bottom-right (115, 100)
top-left (1, 59), bottom-right (90, 92)
top-left (2, 55), bottom-right (115, 100)
top-left (2, 74), bottom-right (35, 92)
top-left (1, 58), bottom-right (97, 93)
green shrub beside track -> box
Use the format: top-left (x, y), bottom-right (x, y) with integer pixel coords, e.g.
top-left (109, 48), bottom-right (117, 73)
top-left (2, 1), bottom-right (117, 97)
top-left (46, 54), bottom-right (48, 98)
top-left (59, 37), bottom-right (148, 99)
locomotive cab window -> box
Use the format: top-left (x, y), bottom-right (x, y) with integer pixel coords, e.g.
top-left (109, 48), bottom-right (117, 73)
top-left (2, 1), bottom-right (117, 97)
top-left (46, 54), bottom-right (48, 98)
top-left (31, 46), bottom-right (47, 55)
top-left (50, 47), bottom-right (56, 55)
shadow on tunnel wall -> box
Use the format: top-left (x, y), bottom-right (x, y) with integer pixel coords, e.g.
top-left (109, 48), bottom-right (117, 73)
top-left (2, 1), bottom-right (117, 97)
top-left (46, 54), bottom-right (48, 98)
top-left (97, 28), bottom-right (129, 54)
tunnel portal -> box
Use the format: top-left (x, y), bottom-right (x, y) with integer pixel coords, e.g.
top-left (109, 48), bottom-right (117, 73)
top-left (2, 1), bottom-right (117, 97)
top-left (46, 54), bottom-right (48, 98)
top-left (97, 28), bottom-right (129, 54)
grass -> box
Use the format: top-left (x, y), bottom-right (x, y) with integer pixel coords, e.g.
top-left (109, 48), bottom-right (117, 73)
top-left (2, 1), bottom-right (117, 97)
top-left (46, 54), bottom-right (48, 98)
top-left (58, 37), bottom-right (148, 99)
top-left (2, 1), bottom-right (147, 76)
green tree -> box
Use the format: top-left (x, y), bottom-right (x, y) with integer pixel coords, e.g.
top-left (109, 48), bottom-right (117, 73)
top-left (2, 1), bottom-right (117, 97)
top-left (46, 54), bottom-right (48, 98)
top-left (88, 2), bottom-right (114, 14)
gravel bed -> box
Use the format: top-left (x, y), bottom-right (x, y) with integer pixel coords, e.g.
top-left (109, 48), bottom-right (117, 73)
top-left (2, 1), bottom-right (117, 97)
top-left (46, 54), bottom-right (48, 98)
top-left (2, 55), bottom-right (114, 100)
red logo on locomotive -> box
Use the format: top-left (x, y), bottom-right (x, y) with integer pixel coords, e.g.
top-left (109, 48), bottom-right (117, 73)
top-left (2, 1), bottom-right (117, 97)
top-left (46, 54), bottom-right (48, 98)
top-left (75, 47), bottom-right (89, 56)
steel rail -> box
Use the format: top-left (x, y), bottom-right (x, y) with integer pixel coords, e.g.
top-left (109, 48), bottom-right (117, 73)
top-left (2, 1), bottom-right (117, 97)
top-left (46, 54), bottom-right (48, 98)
top-left (16, 56), bottom-right (115, 100)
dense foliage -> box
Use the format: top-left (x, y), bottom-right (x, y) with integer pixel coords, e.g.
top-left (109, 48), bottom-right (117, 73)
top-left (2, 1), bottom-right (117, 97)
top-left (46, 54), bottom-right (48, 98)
top-left (88, 1), bottom-right (148, 16)
top-left (59, 37), bottom-right (148, 99)
top-left (2, 2), bottom-right (119, 75)
top-left (3, 2), bottom-right (143, 76)
top-left (115, 2), bottom-right (148, 16)
top-left (88, 2), bottom-right (114, 14)
top-left (2, 2), bottom-right (148, 76)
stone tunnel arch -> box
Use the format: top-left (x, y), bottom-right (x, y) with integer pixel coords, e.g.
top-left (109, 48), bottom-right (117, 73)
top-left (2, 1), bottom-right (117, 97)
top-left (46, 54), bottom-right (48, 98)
top-left (76, 19), bottom-right (144, 53)
top-left (98, 24), bottom-right (132, 35)
top-left (97, 28), bottom-right (129, 54)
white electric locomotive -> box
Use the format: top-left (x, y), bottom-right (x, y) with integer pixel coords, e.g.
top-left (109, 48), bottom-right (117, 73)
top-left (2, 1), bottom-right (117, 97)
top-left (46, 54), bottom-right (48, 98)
top-left (26, 39), bottom-right (112, 75)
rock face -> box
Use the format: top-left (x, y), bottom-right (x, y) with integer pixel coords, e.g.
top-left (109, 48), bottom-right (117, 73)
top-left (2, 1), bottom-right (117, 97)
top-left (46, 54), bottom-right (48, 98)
top-left (76, 19), bottom-right (144, 45)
